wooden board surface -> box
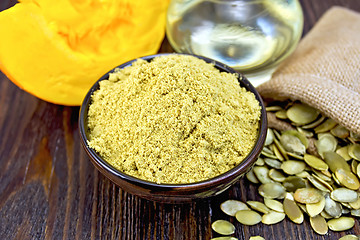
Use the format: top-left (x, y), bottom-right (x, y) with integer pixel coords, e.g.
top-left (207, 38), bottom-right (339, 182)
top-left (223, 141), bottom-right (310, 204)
top-left (1, 1), bottom-right (360, 239)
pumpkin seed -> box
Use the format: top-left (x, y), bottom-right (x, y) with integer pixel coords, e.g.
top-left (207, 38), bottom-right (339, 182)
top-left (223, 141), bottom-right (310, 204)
top-left (235, 210), bottom-right (262, 226)
top-left (317, 134), bottom-right (338, 157)
top-left (304, 154), bottom-right (328, 171)
top-left (220, 200), bottom-right (249, 216)
top-left (263, 146), bottom-right (273, 153)
top-left (253, 166), bottom-right (273, 184)
top-left (312, 169), bottom-right (333, 182)
top-left (351, 160), bottom-right (358, 174)
top-left (262, 147), bottom-right (277, 159)
top-left (330, 125), bottom-right (350, 138)
top-left (273, 129), bottom-right (281, 141)
top-left (261, 211), bottom-right (285, 225)
top-left (309, 174), bottom-right (333, 192)
top-left (275, 110), bottom-right (288, 119)
top-left (350, 131), bottom-right (360, 142)
top-left (348, 144), bottom-right (360, 161)
top-left (323, 151), bottom-right (351, 173)
top-left (247, 201), bottom-right (270, 214)
top-left (296, 171), bottom-right (310, 179)
top-left (266, 105), bottom-right (283, 112)
top-left (258, 183), bottom-right (286, 199)
top-left (249, 237), bottom-right (265, 240)
top-left (264, 158), bottom-right (282, 169)
top-left (349, 197), bottom-right (360, 209)
top-left (283, 176), bottom-right (306, 192)
top-left (350, 209), bottom-right (360, 217)
top-left (340, 201), bottom-right (352, 208)
top-left (332, 173), bottom-right (342, 185)
top-left (320, 210), bottom-right (333, 219)
top-left (306, 196), bottom-right (325, 217)
top-left (320, 169), bottom-right (332, 178)
top-left (307, 175), bottom-right (330, 192)
top-left (290, 130), bottom-right (310, 148)
top-left (246, 169), bottom-right (259, 184)
top-left (297, 203), bottom-right (308, 215)
top-left (327, 217), bottom-right (355, 231)
top-left (283, 193), bottom-right (304, 224)
top-left (286, 151), bottom-right (304, 160)
top-left (309, 215), bottom-right (328, 235)
top-left (338, 235), bottom-right (359, 240)
top-left (336, 146), bottom-right (352, 161)
top-left (286, 103), bottom-right (319, 125)
top-left (302, 115), bottom-right (326, 129)
top-left (294, 188), bottom-right (322, 204)
top-left (264, 198), bottom-right (284, 213)
top-left (296, 127), bottom-right (314, 138)
top-left (330, 188), bottom-right (358, 203)
top-left (342, 207), bottom-right (351, 214)
top-left (280, 130), bottom-right (308, 155)
top-left (324, 194), bottom-right (342, 218)
top-left (268, 169), bottom-right (286, 182)
top-left (273, 139), bottom-right (289, 161)
top-left (285, 192), bottom-right (294, 200)
top-left (334, 168), bottom-right (360, 190)
top-left (265, 128), bottom-right (274, 146)
top-left (255, 158), bottom-right (265, 166)
top-left (214, 101), bottom-right (360, 237)
top-left (211, 220), bottom-right (235, 235)
top-left (314, 118), bottom-right (337, 133)
top-left (272, 144), bottom-right (285, 161)
top-left (335, 168), bottom-right (360, 190)
top-left (281, 160), bottom-right (306, 175)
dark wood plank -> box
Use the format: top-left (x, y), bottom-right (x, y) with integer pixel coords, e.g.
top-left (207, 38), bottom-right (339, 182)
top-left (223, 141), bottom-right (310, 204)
top-left (1, 1), bottom-right (360, 239)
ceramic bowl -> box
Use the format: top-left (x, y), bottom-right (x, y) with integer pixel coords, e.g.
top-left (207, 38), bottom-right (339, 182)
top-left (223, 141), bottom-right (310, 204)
top-left (79, 53), bottom-right (267, 203)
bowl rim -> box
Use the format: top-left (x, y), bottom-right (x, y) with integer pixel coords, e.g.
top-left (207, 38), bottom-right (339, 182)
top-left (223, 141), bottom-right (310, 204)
top-left (79, 53), bottom-right (267, 191)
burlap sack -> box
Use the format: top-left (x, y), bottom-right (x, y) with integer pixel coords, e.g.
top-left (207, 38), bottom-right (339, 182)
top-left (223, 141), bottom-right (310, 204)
top-left (257, 6), bottom-right (360, 135)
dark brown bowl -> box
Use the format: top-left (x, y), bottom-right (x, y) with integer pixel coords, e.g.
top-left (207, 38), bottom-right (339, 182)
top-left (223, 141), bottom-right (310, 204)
top-left (79, 53), bottom-right (267, 203)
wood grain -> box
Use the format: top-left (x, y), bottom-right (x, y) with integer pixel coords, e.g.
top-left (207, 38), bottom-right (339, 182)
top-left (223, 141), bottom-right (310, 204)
top-left (1, 1), bottom-right (360, 239)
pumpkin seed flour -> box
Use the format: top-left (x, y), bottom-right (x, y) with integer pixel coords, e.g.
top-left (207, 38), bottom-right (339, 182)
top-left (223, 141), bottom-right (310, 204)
top-left (87, 54), bottom-right (261, 184)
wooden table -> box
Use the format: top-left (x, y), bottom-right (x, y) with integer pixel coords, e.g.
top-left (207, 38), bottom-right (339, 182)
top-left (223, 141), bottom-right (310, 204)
top-left (1, 1), bottom-right (359, 239)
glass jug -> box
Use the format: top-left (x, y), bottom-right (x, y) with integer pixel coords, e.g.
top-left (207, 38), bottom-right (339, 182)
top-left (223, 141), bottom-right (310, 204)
top-left (166, 0), bottom-right (304, 86)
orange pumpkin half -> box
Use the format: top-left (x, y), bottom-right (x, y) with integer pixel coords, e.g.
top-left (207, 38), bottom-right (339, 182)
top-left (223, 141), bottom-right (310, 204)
top-left (0, 0), bottom-right (169, 105)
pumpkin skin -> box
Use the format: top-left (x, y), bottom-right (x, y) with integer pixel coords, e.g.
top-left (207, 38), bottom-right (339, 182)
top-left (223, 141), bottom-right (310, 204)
top-left (0, 0), bottom-right (169, 105)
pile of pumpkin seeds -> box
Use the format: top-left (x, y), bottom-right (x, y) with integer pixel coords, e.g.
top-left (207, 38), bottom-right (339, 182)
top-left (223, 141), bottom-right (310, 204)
top-left (211, 102), bottom-right (360, 240)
